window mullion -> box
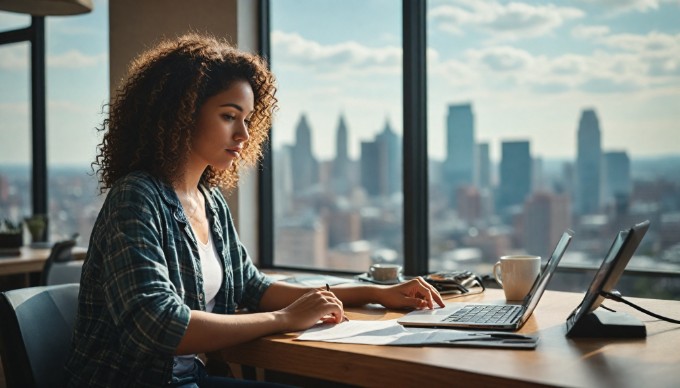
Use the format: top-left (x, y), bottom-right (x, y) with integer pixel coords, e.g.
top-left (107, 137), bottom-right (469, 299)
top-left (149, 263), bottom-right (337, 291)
top-left (402, 0), bottom-right (429, 276)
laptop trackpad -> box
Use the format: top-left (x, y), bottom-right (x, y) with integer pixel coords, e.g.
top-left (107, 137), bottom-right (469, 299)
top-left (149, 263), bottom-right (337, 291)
top-left (397, 305), bottom-right (465, 324)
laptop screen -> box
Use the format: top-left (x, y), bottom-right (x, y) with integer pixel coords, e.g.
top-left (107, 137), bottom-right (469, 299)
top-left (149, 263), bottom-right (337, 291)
top-left (521, 230), bottom-right (573, 318)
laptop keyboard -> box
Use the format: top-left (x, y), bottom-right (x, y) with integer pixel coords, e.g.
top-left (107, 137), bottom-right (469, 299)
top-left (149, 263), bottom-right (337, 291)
top-left (443, 304), bottom-right (523, 324)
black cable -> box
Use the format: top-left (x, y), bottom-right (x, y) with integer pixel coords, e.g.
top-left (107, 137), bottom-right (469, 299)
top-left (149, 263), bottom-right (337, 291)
top-left (600, 290), bottom-right (680, 324)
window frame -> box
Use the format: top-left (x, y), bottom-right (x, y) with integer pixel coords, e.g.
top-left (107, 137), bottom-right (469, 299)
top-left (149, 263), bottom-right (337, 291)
top-left (256, 0), bottom-right (428, 275)
top-left (0, 16), bottom-right (48, 238)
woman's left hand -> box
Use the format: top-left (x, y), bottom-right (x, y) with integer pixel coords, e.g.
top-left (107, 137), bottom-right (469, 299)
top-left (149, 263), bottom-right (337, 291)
top-left (378, 277), bottom-right (446, 310)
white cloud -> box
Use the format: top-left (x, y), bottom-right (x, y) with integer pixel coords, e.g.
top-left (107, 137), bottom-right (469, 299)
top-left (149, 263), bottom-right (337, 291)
top-left (47, 50), bottom-right (107, 68)
top-left (429, 0), bottom-right (584, 40)
top-left (271, 31), bottom-right (401, 76)
top-left (572, 28), bottom-right (680, 79)
top-left (576, 0), bottom-right (661, 14)
top-left (571, 25), bottom-right (610, 39)
top-left (0, 44), bottom-right (29, 70)
top-left (0, 102), bottom-right (29, 115)
top-left (0, 46), bottom-right (106, 70)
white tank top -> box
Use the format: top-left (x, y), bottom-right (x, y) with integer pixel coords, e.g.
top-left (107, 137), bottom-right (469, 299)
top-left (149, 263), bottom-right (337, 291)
top-left (173, 230), bottom-right (223, 376)
top-left (196, 231), bottom-right (223, 312)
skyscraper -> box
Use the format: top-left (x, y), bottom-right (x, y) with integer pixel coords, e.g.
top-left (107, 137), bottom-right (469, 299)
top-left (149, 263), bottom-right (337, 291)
top-left (604, 151), bottom-right (631, 206)
top-left (476, 142), bottom-right (491, 189)
top-left (498, 140), bottom-right (532, 211)
top-left (291, 114), bottom-right (319, 194)
top-left (444, 103), bottom-right (475, 194)
top-left (375, 119), bottom-right (402, 195)
top-left (523, 192), bottom-right (571, 257)
top-left (332, 114), bottom-right (351, 195)
top-left (576, 109), bottom-right (602, 215)
top-left (360, 119), bottom-right (401, 198)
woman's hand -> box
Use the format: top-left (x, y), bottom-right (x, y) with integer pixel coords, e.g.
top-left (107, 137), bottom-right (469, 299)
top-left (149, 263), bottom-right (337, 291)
top-left (377, 277), bottom-right (446, 310)
top-left (275, 288), bottom-right (345, 332)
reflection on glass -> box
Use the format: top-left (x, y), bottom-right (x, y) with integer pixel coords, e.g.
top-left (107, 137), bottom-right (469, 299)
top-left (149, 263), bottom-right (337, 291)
top-left (426, 0), bottom-right (680, 285)
top-left (270, 0), bottom-right (403, 271)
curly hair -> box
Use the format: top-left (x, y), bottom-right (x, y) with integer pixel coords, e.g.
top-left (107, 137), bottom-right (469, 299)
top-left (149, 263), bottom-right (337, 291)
top-left (94, 33), bottom-right (277, 192)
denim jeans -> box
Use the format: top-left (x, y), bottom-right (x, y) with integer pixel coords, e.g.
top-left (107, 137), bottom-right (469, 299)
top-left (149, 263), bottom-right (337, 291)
top-left (169, 359), bottom-right (289, 388)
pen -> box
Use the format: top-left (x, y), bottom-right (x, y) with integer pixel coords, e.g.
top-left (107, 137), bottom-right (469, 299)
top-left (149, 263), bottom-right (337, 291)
top-left (325, 283), bottom-right (349, 322)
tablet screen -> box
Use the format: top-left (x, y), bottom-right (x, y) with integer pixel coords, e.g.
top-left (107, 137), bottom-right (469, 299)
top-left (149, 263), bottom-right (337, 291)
top-left (566, 220), bottom-right (650, 327)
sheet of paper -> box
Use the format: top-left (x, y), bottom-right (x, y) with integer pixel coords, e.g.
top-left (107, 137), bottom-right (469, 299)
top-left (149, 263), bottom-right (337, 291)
top-left (296, 319), bottom-right (478, 345)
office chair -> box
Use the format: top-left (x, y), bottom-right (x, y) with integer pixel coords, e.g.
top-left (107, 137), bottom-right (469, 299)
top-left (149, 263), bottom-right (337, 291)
top-left (0, 284), bottom-right (79, 388)
top-left (40, 235), bottom-right (83, 286)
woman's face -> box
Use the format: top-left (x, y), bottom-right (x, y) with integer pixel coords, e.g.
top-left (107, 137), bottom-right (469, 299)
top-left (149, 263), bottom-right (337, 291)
top-left (190, 79), bottom-right (254, 171)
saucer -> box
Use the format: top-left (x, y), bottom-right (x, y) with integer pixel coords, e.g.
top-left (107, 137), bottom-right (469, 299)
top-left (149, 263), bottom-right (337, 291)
top-left (356, 272), bottom-right (403, 285)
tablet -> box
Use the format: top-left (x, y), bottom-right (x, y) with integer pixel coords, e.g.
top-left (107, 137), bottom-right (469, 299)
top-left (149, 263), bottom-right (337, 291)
top-left (565, 220), bottom-right (650, 336)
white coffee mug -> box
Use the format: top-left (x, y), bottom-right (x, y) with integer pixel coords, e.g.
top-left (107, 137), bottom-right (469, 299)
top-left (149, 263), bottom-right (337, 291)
top-left (369, 264), bottom-right (402, 282)
top-left (493, 255), bottom-right (541, 301)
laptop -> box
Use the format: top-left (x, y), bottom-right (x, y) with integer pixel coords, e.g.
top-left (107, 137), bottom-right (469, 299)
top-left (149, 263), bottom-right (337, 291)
top-left (565, 220), bottom-right (650, 336)
top-left (398, 230), bottom-right (573, 330)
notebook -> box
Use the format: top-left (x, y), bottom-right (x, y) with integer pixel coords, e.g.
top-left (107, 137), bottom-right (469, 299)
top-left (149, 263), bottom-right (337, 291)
top-left (398, 230), bottom-right (573, 330)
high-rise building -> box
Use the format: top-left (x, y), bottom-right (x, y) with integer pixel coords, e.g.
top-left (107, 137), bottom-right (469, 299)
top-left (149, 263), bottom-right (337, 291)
top-left (576, 109), bottom-right (602, 215)
top-left (273, 145), bottom-right (294, 218)
top-left (523, 192), bottom-right (571, 257)
top-left (456, 186), bottom-right (482, 224)
top-left (476, 142), bottom-right (491, 189)
top-left (275, 213), bottom-right (327, 268)
top-left (498, 140), bottom-right (532, 211)
top-left (291, 114), bottom-right (319, 194)
top-left (444, 103), bottom-right (475, 194)
top-left (360, 141), bottom-right (380, 197)
top-left (332, 114), bottom-right (352, 195)
top-left (360, 119), bottom-right (401, 198)
top-left (604, 151), bottom-right (632, 206)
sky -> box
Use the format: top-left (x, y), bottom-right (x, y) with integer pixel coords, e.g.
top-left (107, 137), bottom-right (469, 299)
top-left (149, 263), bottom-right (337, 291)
top-left (1, 0), bottom-right (679, 165)
top-left (270, 0), bottom-right (680, 162)
top-left (0, 0), bottom-right (108, 166)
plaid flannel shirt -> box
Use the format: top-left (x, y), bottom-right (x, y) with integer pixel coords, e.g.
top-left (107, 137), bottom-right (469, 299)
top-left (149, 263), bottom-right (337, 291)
top-left (65, 171), bottom-right (273, 387)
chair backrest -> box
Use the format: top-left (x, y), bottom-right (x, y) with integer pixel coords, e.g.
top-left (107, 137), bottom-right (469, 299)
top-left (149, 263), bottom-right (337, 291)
top-left (0, 284), bottom-right (79, 388)
top-left (41, 238), bottom-right (82, 286)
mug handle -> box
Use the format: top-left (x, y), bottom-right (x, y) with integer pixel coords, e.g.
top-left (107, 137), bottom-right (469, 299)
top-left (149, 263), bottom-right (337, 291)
top-left (493, 261), bottom-right (503, 287)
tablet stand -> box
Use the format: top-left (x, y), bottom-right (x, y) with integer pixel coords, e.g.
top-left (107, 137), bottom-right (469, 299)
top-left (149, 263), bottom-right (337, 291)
top-left (566, 309), bottom-right (646, 338)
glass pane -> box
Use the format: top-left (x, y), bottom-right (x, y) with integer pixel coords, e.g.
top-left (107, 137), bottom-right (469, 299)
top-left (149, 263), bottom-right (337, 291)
top-left (270, 0), bottom-right (403, 271)
top-left (0, 10), bottom-right (30, 32)
top-left (46, 0), bottom-right (108, 244)
top-left (427, 1), bottom-right (680, 288)
top-left (0, 42), bottom-right (31, 236)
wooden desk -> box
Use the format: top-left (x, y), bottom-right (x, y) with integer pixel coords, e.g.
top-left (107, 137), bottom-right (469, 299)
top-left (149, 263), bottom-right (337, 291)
top-left (218, 289), bottom-right (680, 387)
top-left (0, 246), bottom-right (87, 276)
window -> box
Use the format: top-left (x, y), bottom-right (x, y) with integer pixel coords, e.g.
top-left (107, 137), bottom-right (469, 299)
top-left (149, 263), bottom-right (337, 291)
top-left (46, 1), bottom-right (108, 243)
top-left (426, 0), bottom-right (680, 297)
top-left (0, 2), bottom-right (108, 245)
top-left (0, 11), bottom-right (31, 231)
top-left (0, 40), bottom-right (31, 225)
top-left (269, 0), bottom-right (403, 271)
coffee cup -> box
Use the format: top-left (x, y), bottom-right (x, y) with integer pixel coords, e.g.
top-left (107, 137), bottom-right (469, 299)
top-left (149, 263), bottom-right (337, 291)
top-left (493, 255), bottom-right (541, 301)
top-left (369, 263), bottom-right (402, 282)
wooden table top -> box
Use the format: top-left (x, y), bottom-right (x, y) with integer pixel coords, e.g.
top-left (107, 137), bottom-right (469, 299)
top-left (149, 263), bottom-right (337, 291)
top-left (218, 288), bottom-right (680, 387)
top-left (0, 246), bottom-right (87, 276)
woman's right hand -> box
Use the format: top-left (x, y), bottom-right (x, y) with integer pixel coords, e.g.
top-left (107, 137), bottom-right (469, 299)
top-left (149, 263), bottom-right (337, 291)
top-left (275, 288), bottom-right (345, 332)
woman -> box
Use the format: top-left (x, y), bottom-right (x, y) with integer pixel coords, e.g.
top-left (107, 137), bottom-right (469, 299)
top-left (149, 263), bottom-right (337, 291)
top-left (65, 33), bottom-right (444, 387)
